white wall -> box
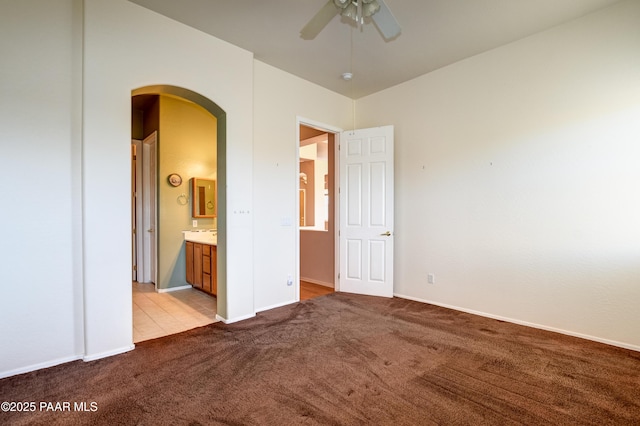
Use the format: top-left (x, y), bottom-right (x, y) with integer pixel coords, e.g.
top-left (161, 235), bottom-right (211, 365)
top-left (0, 0), bottom-right (84, 377)
top-left (356, 0), bottom-right (640, 349)
top-left (82, 0), bottom-right (255, 359)
top-left (0, 0), bottom-right (352, 377)
top-left (252, 61), bottom-right (351, 311)
top-left (3, 0), bottom-right (637, 379)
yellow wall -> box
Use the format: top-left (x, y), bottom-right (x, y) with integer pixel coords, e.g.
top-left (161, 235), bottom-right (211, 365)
top-left (158, 95), bottom-right (217, 289)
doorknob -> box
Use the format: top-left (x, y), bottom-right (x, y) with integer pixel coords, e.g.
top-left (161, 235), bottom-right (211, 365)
top-left (380, 231), bottom-right (391, 236)
top-left (147, 229), bottom-right (154, 233)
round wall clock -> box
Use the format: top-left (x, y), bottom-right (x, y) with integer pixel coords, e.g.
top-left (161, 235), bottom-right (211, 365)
top-left (168, 173), bottom-right (182, 187)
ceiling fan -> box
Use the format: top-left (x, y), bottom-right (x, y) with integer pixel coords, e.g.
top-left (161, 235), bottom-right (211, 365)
top-left (301, 0), bottom-right (401, 41)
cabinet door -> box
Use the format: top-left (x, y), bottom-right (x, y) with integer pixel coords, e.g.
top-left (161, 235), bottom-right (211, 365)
top-left (202, 246), bottom-right (211, 293)
top-left (185, 242), bottom-right (194, 284)
top-left (193, 243), bottom-right (203, 288)
top-left (202, 272), bottom-right (211, 293)
top-left (202, 253), bottom-right (211, 275)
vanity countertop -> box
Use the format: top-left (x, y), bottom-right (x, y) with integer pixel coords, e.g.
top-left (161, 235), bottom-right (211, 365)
top-left (183, 230), bottom-right (217, 246)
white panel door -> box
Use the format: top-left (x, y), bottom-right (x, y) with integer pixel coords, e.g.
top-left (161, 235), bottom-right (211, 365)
top-left (339, 126), bottom-right (394, 297)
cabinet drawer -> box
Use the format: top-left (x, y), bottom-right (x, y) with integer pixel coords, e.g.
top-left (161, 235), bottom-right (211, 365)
top-left (202, 245), bottom-right (211, 256)
top-left (202, 273), bottom-right (211, 293)
top-left (203, 256), bottom-right (211, 274)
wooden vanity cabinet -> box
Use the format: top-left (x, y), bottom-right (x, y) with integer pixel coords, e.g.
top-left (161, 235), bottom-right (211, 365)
top-left (186, 242), bottom-right (194, 284)
top-left (185, 241), bottom-right (217, 296)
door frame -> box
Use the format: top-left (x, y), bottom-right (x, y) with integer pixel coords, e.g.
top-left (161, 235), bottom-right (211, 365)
top-left (296, 117), bottom-right (343, 301)
top-left (132, 139), bottom-right (143, 282)
top-left (142, 131), bottom-right (158, 288)
top-left (132, 131), bottom-right (158, 287)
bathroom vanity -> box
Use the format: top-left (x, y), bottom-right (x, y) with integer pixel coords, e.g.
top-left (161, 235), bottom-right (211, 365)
top-left (184, 231), bottom-right (217, 296)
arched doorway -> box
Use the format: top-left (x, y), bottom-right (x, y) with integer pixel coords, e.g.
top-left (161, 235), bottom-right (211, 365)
top-left (131, 85), bottom-right (227, 341)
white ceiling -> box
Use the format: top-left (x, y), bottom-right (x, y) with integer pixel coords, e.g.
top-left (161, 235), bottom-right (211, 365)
top-left (128, 0), bottom-right (622, 99)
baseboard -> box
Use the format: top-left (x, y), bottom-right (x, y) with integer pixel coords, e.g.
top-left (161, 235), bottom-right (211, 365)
top-left (300, 277), bottom-right (334, 288)
top-left (0, 354), bottom-right (83, 379)
top-left (157, 285), bottom-right (192, 293)
top-left (82, 344), bottom-right (135, 362)
top-left (256, 299), bottom-right (297, 313)
top-left (215, 312), bottom-right (256, 324)
top-left (394, 293), bottom-right (640, 353)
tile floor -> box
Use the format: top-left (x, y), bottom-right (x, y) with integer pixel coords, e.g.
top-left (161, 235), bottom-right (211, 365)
top-left (132, 282), bottom-right (218, 343)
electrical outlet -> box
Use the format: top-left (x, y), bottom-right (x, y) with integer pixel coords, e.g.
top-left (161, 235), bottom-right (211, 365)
top-left (192, 220), bottom-right (198, 228)
top-left (287, 275), bottom-right (293, 286)
top-left (428, 273), bottom-right (435, 284)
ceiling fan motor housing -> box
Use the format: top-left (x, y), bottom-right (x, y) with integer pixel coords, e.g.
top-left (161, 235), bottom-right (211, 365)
top-left (334, 0), bottom-right (381, 19)
top-left (301, 0), bottom-right (400, 41)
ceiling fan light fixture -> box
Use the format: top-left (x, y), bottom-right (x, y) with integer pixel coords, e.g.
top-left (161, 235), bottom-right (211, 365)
top-left (341, 3), bottom-right (358, 20)
top-left (333, 0), bottom-right (350, 9)
top-left (301, 0), bottom-right (401, 41)
top-left (362, 1), bottom-right (380, 17)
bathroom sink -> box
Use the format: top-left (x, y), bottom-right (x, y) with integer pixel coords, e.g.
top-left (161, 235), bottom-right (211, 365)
top-left (183, 230), bottom-right (217, 245)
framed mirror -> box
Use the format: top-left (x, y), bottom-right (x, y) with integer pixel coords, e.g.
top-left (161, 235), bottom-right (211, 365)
top-left (191, 177), bottom-right (217, 218)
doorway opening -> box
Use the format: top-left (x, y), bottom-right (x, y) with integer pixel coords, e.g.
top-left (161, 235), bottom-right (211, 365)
top-left (298, 120), bottom-right (395, 301)
top-left (131, 86), bottom-right (226, 342)
top-left (298, 122), bottom-right (338, 301)
top-left (131, 130), bottom-right (157, 286)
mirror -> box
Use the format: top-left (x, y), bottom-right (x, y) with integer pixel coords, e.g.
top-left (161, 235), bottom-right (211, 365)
top-left (191, 177), bottom-right (217, 218)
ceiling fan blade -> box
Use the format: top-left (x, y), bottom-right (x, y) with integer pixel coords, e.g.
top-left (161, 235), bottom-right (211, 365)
top-left (300, 0), bottom-right (339, 40)
top-left (372, 0), bottom-right (401, 40)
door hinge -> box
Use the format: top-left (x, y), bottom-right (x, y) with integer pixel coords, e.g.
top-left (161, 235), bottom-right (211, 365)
top-left (133, 265), bottom-right (137, 271)
top-left (338, 273), bottom-right (340, 279)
